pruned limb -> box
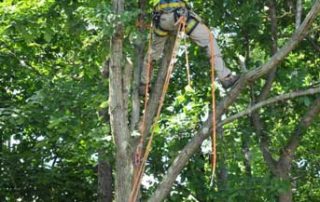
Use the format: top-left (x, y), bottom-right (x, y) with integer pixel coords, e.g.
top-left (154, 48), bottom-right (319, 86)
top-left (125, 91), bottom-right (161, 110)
top-left (148, 1), bottom-right (320, 201)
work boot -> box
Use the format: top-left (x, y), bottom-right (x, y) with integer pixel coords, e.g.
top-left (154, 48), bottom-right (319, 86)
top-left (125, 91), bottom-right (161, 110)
top-left (220, 74), bottom-right (240, 89)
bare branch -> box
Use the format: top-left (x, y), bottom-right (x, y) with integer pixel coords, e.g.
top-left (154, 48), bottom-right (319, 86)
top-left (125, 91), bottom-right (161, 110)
top-left (246, 1), bottom-right (320, 81)
top-left (296, 0), bottom-right (303, 29)
top-left (220, 87), bottom-right (320, 127)
top-left (284, 97), bottom-right (320, 156)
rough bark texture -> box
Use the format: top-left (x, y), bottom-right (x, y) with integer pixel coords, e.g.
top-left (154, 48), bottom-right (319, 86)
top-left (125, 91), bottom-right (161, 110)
top-left (98, 160), bottom-right (113, 202)
top-left (130, 0), bottom-right (147, 132)
top-left (148, 2), bottom-right (320, 201)
top-left (217, 122), bottom-right (228, 191)
top-left (277, 97), bottom-right (320, 202)
top-left (296, 0), bottom-right (303, 29)
top-left (141, 36), bottom-right (175, 139)
top-left (109, 0), bottom-right (133, 201)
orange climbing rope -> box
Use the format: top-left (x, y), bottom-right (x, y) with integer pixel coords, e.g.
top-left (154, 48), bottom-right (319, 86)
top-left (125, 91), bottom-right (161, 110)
top-left (208, 30), bottom-right (217, 175)
top-left (131, 21), bottom-right (154, 196)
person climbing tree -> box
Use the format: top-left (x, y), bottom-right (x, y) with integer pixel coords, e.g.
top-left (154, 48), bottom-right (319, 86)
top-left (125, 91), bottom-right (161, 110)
top-left (139, 0), bottom-right (240, 95)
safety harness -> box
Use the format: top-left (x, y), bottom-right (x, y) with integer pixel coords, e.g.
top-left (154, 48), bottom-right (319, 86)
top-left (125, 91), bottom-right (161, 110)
top-left (153, 0), bottom-right (201, 37)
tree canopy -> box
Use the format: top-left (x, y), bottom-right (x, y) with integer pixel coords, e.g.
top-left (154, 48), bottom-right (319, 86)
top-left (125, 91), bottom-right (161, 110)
top-left (1, 0), bottom-right (319, 201)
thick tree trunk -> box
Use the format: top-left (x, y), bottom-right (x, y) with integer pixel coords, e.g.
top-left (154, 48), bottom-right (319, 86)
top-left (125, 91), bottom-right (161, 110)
top-left (277, 172), bottom-right (292, 202)
top-left (109, 0), bottom-right (133, 201)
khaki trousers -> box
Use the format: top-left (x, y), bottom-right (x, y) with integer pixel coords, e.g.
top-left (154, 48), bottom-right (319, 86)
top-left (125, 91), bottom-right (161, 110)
top-left (141, 12), bottom-right (231, 85)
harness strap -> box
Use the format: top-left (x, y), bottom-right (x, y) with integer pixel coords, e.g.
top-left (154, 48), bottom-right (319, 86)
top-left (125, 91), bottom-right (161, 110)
top-left (154, 1), bottom-right (186, 12)
top-left (154, 27), bottom-right (169, 36)
top-left (185, 18), bottom-right (199, 35)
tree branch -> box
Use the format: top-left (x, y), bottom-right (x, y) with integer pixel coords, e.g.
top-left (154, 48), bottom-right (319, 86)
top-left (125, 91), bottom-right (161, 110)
top-left (123, 58), bottom-right (133, 122)
top-left (141, 36), bottom-right (175, 139)
top-left (109, 0), bottom-right (133, 200)
top-left (246, 0), bottom-right (320, 81)
top-left (130, 0), bottom-right (148, 132)
top-left (148, 2), bottom-right (320, 201)
top-left (219, 87), bottom-right (320, 127)
top-left (296, 0), bottom-right (303, 29)
top-left (250, 0), bottom-right (279, 174)
top-left (307, 36), bottom-right (320, 52)
top-left (283, 96), bottom-right (320, 157)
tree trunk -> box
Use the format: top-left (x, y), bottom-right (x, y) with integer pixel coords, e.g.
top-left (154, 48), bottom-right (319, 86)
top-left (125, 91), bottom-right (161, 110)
top-left (98, 159), bottom-right (113, 202)
top-left (276, 159), bottom-right (292, 202)
top-left (109, 0), bottom-right (133, 201)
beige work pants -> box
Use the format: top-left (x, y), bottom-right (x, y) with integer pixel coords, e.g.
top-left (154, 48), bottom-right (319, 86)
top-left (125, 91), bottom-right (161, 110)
top-left (141, 12), bottom-right (231, 85)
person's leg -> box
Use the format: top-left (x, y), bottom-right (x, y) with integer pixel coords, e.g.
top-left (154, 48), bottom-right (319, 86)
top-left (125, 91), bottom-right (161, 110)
top-left (188, 22), bottom-right (239, 88)
top-left (189, 22), bottom-right (232, 80)
top-left (140, 12), bottom-right (177, 87)
top-left (140, 34), bottom-right (168, 86)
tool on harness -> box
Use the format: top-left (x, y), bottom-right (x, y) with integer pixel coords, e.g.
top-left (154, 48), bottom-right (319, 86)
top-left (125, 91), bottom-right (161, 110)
top-left (153, 7), bottom-right (201, 37)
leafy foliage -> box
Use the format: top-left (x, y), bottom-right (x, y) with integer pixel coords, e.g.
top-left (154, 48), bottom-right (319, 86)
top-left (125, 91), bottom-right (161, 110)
top-left (0, 0), bottom-right (319, 201)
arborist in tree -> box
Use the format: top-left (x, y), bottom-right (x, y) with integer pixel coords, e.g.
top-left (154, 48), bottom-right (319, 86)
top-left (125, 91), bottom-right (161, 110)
top-left (139, 0), bottom-right (240, 95)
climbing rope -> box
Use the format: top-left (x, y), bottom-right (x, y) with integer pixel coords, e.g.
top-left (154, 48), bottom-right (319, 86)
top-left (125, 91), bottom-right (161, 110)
top-left (131, 21), bottom-right (154, 198)
top-left (208, 29), bottom-right (217, 176)
top-left (183, 27), bottom-right (191, 86)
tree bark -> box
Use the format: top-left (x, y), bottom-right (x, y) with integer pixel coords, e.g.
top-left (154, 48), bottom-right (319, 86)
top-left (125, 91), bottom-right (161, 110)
top-left (109, 0), bottom-right (133, 201)
top-left (220, 87), bottom-right (320, 126)
top-left (296, 0), bottom-right (303, 29)
top-left (148, 2), bottom-right (320, 201)
top-left (141, 36), bottom-right (175, 139)
top-left (98, 159), bottom-right (113, 202)
top-left (130, 0), bottom-right (148, 132)
top-left (277, 97), bottom-right (320, 202)
top-left (217, 122), bottom-right (228, 191)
